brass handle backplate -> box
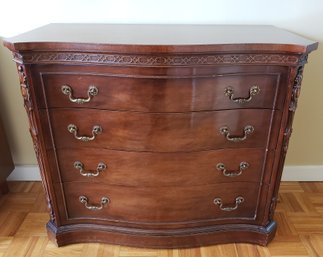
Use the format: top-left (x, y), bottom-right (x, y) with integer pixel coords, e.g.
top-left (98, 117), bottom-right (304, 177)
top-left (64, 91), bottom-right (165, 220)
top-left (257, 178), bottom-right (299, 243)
top-left (67, 124), bottom-right (102, 142)
top-left (219, 125), bottom-right (254, 142)
top-left (224, 86), bottom-right (260, 104)
top-left (79, 195), bottom-right (109, 210)
top-left (74, 161), bottom-right (107, 177)
top-left (216, 162), bottom-right (249, 177)
top-left (213, 196), bottom-right (244, 211)
top-left (61, 85), bottom-right (98, 104)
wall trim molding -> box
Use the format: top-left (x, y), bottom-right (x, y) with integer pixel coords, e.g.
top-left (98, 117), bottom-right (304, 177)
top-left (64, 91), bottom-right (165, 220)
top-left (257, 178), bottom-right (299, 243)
top-left (7, 165), bottom-right (323, 182)
top-left (281, 165), bottom-right (323, 181)
top-left (7, 165), bottom-right (41, 181)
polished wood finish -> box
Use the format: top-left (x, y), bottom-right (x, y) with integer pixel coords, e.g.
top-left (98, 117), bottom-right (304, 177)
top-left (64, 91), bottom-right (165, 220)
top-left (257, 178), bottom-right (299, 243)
top-left (40, 73), bottom-right (282, 111)
top-left (61, 182), bottom-right (263, 223)
top-left (3, 24), bottom-right (318, 53)
top-left (54, 148), bottom-right (269, 185)
top-left (3, 24), bottom-right (318, 248)
top-left (45, 108), bottom-right (277, 151)
top-left (2, 181), bottom-right (323, 256)
top-left (33, 65), bottom-right (288, 112)
top-left (0, 116), bottom-right (14, 196)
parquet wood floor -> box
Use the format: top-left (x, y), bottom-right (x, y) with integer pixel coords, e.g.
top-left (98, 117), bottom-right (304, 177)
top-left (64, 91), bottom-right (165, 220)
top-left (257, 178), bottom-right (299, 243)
top-left (0, 181), bottom-right (323, 257)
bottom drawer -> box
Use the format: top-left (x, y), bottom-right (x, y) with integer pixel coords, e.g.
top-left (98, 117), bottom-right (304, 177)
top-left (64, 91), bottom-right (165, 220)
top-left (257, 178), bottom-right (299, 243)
top-left (57, 182), bottom-right (264, 226)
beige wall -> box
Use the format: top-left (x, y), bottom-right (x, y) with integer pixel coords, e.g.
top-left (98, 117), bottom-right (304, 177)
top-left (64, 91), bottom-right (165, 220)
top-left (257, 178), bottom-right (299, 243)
top-left (285, 47), bottom-right (323, 165)
top-left (0, 38), bottom-right (37, 165)
top-left (0, 37), bottom-right (321, 166)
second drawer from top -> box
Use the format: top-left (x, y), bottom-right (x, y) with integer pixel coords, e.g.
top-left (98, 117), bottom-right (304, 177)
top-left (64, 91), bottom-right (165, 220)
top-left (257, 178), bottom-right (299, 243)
top-left (42, 108), bottom-right (281, 152)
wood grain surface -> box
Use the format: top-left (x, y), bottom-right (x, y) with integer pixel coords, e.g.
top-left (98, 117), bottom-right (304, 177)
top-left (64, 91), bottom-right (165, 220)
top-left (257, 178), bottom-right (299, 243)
top-left (43, 108), bottom-right (277, 152)
top-left (60, 182), bottom-right (262, 224)
top-left (40, 73), bottom-right (281, 111)
top-left (3, 24), bottom-right (318, 248)
top-left (54, 148), bottom-right (269, 185)
top-left (4, 24), bottom-right (318, 53)
top-left (1, 181), bottom-right (323, 257)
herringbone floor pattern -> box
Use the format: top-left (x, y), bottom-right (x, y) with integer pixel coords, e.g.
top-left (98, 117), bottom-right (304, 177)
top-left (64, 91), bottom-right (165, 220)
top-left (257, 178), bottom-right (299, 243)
top-left (0, 182), bottom-right (323, 257)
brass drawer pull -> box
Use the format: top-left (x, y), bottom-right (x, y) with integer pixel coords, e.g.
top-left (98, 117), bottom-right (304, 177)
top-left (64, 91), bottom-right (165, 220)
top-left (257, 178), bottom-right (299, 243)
top-left (67, 124), bottom-right (102, 142)
top-left (219, 125), bottom-right (254, 142)
top-left (79, 195), bottom-right (110, 211)
top-left (216, 162), bottom-right (249, 177)
top-left (74, 161), bottom-right (107, 177)
top-left (224, 85), bottom-right (260, 103)
top-left (213, 196), bottom-right (244, 211)
top-left (61, 85), bottom-right (98, 104)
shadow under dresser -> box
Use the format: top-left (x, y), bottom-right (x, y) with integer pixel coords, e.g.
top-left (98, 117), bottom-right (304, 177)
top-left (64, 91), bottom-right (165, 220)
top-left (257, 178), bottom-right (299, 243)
top-left (3, 24), bottom-right (318, 248)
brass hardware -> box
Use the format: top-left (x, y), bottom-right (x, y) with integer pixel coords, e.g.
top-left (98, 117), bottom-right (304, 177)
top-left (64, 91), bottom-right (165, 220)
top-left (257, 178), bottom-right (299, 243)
top-left (224, 85), bottom-right (260, 104)
top-left (74, 161), bottom-right (107, 177)
top-left (61, 85), bottom-right (98, 104)
top-left (79, 195), bottom-right (109, 210)
top-left (219, 125), bottom-right (254, 142)
top-left (67, 124), bottom-right (102, 142)
top-left (213, 196), bottom-right (244, 211)
top-left (216, 162), bottom-right (249, 177)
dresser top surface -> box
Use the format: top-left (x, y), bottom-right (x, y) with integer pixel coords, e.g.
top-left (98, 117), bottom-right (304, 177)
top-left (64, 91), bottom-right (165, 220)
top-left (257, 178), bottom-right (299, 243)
top-left (4, 24), bottom-right (318, 53)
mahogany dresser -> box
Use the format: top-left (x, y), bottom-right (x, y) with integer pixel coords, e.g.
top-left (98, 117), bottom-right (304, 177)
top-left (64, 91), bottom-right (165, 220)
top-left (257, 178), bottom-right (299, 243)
top-left (3, 24), bottom-right (318, 248)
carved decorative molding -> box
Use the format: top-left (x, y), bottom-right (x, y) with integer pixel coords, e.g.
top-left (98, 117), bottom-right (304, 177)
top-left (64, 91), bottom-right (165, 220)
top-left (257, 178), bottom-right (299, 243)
top-left (289, 66), bottom-right (304, 112)
top-left (16, 64), bottom-right (56, 223)
top-left (13, 52), bottom-right (303, 66)
top-left (284, 64), bottom-right (305, 152)
top-left (268, 60), bottom-right (306, 222)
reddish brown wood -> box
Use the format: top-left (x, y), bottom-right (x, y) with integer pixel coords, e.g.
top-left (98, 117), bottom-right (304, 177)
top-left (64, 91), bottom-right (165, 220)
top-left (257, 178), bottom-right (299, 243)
top-left (62, 182), bottom-right (261, 223)
top-left (0, 181), bottom-right (9, 195)
top-left (46, 220), bottom-right (277, 248)
top-left (54, 148), bottom-right (270, 185)
top-left (3, 24), bottom-right (318, 53)
top-left (39, 73), bottom-right (282, 111)
top-left (43, 108), bottom-right (278, 152)
top-left (3, 24), bottom-right (318, 248)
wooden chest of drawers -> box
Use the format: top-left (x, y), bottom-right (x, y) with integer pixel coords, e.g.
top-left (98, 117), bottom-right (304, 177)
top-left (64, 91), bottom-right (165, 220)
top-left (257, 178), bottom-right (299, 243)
top-left (4, 24), bottom-right (318, 248)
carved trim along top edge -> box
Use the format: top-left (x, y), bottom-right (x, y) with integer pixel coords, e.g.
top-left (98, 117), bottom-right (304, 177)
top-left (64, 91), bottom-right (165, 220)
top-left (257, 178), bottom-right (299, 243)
top-left (13, 52), bottom-right (306, 66)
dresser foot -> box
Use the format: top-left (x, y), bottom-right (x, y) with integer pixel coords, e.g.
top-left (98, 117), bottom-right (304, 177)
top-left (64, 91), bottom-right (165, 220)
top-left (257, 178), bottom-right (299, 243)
top-left (46, 220), bottom-right (277, 248)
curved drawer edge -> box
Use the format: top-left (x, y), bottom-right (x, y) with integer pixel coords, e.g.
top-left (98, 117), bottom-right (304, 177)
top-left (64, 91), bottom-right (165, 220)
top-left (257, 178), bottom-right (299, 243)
top-left (47, 220), bottom-right (277, 248)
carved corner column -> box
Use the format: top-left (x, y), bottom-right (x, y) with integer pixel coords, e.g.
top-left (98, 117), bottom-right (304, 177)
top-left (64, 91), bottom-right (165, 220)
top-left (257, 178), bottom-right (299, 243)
top-left (16, 63), bottom-right (56, 224)
top-left (268, 55), bottom-right (308, 220)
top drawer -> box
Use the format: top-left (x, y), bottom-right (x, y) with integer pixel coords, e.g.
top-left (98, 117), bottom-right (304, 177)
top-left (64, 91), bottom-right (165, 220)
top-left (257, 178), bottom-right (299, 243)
top-left (38, 72), bottom-right (282, 112)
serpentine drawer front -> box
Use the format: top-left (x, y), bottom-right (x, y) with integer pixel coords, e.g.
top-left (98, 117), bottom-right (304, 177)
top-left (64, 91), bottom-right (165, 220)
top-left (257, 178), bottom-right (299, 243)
top-left (37, 72), bottom-right (284, 111)
top-left (54, 148), bottom-right (269, 185)
top-left (4, 24), bottom-right (317, 248)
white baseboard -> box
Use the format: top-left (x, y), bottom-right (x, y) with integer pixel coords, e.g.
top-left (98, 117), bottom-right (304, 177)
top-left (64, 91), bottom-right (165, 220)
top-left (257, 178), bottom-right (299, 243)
top-left (6, 165), bottom-right (323, 182)
top-left (281, 165), bottom-right (323, 181)
top-left (7, 165), bottom-right (41, 181)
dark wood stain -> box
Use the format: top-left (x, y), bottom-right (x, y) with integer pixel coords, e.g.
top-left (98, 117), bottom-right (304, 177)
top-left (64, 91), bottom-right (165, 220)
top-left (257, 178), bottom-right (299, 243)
top-left (3, 24), bottom-right (318, 248)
